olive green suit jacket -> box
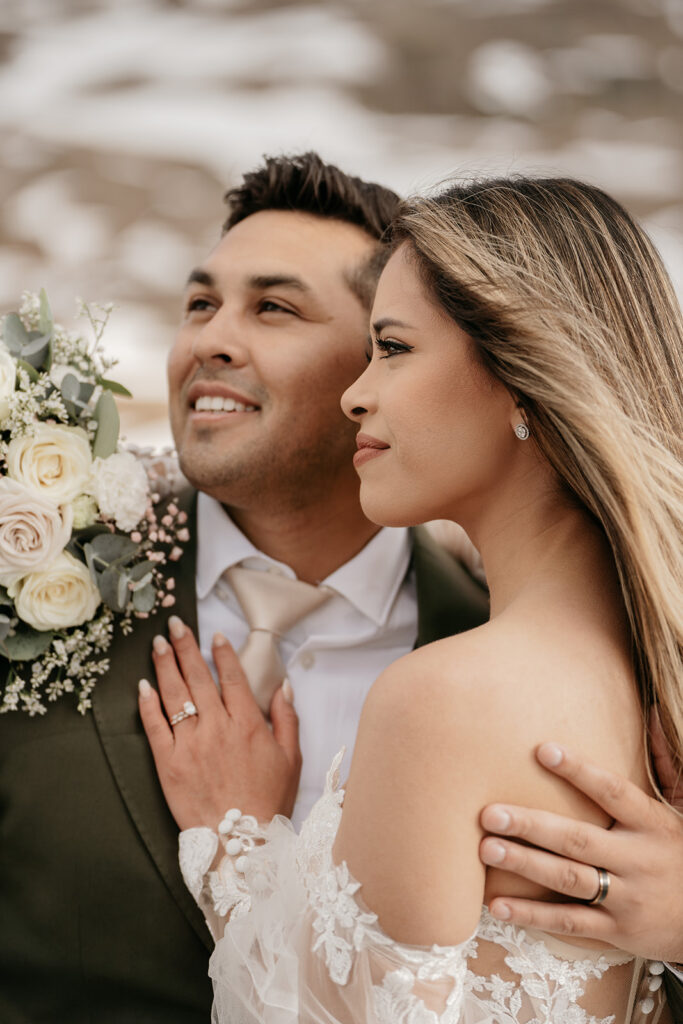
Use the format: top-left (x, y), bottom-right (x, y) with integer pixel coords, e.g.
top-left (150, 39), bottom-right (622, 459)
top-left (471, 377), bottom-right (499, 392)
top-left (0, 491), bottom-right (489, 1024)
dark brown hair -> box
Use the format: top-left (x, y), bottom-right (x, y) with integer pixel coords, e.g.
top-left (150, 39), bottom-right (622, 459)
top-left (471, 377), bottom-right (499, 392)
top-left (223, 152), bottom-right (400, 308)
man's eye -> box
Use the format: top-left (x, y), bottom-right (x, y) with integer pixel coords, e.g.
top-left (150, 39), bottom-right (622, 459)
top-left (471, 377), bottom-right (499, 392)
top-left (259, 299), bottom-right (293, 315)
top-left (186, 297), bottom-right (215, 313)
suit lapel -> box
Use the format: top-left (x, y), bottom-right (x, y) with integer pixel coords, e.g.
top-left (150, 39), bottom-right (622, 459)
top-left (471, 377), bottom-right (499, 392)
top-left (92, 488), bottom-right (212, 951)
top-left (411, 525), bottom-right (489, 645)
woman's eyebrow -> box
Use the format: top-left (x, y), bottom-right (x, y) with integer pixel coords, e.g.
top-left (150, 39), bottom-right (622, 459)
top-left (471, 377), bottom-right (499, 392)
top-left (372, 316), bottom-right (415, 333)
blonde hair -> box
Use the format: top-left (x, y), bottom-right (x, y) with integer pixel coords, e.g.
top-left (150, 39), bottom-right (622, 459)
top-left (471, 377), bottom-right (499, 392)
top-left (392, 177), bottom-right (683, 788)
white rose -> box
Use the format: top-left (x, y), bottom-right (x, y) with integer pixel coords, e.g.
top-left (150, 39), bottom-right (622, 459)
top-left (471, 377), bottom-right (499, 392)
top-left (89, 451), bottom-right (149, 532)
top-left (0, 478), bottom-right (74, 587)
top-left (0, 342), bottom-right (16, 423)
top-left (8, 550), bottom-right (101, 631)
top-left (7, 423), bottom-right (92, 506)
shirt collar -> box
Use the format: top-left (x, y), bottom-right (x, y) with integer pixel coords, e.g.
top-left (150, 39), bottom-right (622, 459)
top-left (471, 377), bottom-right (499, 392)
top-left (196, 492), bottom-right (411, 626)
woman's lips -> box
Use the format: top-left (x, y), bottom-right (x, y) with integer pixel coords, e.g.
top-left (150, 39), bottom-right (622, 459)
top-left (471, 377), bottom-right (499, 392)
top-left (353, 433), bottom-right (389, 468)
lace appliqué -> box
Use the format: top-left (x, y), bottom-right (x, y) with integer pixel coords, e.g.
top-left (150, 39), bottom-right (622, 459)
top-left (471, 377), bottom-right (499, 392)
top-left (297, 750), bottom-right (394, 984)
top-left (464, 912), bottom-right (620, 1024)
top-left (294, 751), bottom-right (634, 1024)
top-left (179, 827), bottom-right (218, 902)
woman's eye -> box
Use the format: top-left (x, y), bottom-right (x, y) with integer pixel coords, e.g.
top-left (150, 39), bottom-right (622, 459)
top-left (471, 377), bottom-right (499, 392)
top-left (376, 337), bottom-right (411, 359)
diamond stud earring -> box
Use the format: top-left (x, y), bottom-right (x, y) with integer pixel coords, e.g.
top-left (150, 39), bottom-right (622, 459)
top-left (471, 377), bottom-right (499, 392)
top-left (514, 422), bottom-right (530, 441)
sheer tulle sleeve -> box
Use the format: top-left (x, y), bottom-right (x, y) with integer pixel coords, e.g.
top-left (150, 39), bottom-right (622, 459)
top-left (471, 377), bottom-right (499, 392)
top-left (179, 751), bottom-right (666, 1024)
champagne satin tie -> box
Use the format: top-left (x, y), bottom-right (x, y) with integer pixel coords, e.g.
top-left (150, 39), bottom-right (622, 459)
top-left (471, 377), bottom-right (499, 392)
top-left (224, 566), bottom-right (332, 713)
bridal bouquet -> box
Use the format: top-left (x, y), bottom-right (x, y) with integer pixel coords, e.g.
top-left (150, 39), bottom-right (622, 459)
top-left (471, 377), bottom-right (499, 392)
top-left (0, 291), bottom-right (187, 715)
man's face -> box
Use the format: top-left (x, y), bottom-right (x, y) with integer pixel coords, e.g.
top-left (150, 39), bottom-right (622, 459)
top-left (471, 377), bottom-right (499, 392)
top-left (168, 209), bottom-right (375, 511)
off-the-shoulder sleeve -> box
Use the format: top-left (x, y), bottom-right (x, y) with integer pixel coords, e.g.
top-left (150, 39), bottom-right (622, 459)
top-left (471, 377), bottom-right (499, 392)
top-left (180, 752), bottom-right (661, 1024)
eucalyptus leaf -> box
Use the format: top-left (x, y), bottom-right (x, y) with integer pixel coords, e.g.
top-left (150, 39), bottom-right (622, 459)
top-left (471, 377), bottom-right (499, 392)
top-left (93, 390), bottom-right (120, 459)
top-left (97, 377), bottom-right (133, 399)
top-left (97, 567), bottom-right (129, 614)
top-left (87, 532), bottom-right (138, 566)
top-left (78, 381), bottom-right (96, 405)
top-left (3, 313), bottom-right (29, 354)
top-left (19, 335), bottom-right (50, 370)
top-left (0, 615), bottom-right (11, 645)
top-left (39, 289), bottom-right (53, 337)
top-left (16, 358), bottom-right (39, 383)
top-left (60, 373), bottom-right (81, 403)
top-left (2, 626), bottom-right (54, 662)
top-left (127, 560), bottom-right (155, 582)
top-left (132, 583), bottom-right (156, 614)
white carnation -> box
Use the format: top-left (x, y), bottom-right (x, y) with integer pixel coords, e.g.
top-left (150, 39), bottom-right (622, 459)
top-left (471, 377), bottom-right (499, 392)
top-left (0, 342), bottom-right (16, 423)
top-left (9, 550), bottom-right (101, 631)
top-left (90, 451), bottom-right (149, 532)
top-left (7, 423), bottom-right (92, 506)
top-left (0, 478), bottom-right (73, 586)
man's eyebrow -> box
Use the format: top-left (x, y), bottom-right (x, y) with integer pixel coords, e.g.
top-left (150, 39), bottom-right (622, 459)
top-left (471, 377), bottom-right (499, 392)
top-left (185, 268), bottom-right (215, 288)
top-left (372, 316), bottom-right (415, 333)
top-left (248, 273), bottom-right (312, 293)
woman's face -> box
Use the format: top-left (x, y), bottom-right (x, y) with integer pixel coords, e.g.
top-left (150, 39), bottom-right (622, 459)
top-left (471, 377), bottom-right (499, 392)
top-left (341, 244), bottom-right (519, 529)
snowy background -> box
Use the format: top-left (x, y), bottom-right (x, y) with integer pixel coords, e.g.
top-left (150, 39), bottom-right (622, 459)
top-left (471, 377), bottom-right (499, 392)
top-left (0, 0), bottom-right (681, 446)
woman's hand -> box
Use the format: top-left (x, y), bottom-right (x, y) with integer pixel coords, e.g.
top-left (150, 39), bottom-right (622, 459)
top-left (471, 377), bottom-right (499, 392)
top-left (479, 734), bottom-right (683, 962)
top-left (138, 616), bottom-right (302, 832)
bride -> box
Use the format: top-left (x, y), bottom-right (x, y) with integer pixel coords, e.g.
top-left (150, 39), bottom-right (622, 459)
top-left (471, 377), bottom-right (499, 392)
top-left (139, 176), bottom-right (681, 1022)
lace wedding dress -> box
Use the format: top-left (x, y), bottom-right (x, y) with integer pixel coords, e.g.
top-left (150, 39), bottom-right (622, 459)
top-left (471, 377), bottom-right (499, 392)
top-left (180, 752), bottom-right (669, 1024)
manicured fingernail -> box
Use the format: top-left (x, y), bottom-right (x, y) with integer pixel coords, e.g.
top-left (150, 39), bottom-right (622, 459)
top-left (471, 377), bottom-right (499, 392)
top-left (153, 635), bottom-right (169, 655)
top-left (168, 616), bottom-right (185, 639)
top-left (485, 807), bottom-right (511, 832)
top-left (213, 632), bottom-right (228, 647)
top-left (491, 901), bottom-right (511, 920)
top-left (538, 742), bottom-right (564, 768)
top-left (481, 840), bottom-right (506, 865)
top-left (282, 678), bottom-right (294, 705)
top-left (139, 679), bottom-right (152, 699)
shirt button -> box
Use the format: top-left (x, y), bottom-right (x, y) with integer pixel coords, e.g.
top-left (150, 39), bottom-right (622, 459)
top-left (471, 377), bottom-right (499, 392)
top-left (300, 652), bottom-right (315, 670)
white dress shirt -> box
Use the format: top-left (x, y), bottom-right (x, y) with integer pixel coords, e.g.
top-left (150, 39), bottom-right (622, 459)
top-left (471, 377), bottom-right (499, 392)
top-left (195, 493), bottom-right (418, 828)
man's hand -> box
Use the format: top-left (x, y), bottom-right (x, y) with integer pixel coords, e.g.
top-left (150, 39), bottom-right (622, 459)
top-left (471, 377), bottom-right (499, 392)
top-left (139, 616), bottom-right (301, 831)
top-left (479, 738), bottom-right (683, 962)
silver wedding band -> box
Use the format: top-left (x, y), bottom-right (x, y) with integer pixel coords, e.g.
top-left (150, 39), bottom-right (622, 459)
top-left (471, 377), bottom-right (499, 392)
top-left (587, 866), bottom-right (610, 906)
top-left (170, 700), bottom-right (198, 727)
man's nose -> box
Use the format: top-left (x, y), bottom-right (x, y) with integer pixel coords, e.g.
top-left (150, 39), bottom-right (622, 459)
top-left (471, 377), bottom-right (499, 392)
top-left (191, 307), bottom-right (248, 367)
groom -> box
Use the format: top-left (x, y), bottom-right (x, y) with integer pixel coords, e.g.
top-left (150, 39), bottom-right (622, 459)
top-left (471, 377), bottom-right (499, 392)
top-left (0, 154), bottom-right (487, 1024)
top-left (0, 152), bottom-right (680, 1024)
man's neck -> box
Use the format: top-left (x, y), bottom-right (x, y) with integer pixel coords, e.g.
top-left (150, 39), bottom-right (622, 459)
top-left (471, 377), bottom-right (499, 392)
top-left (224, 497), bottom-right (381, 584)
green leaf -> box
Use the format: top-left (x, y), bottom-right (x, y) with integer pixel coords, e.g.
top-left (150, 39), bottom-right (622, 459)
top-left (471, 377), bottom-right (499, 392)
top-left (87, 532), bottom-right (138, 566)
top-left (19, 334), bottom-right (50, 370)
top-left (39, 289), bottom-right (53, 337)
top-left (60, 373), bottom-right (81, 403)
top-left (97, 567), bottom-right (129, 613)
top-left (97, 377), bottom-right (133, 399)
top-left (16, 358), bottom-right (39, 383)
top-left (78, 381), bottom-right (95, 405)
top-left (92, 390), bottom-right (120, 459)
top-left (132, 583), bottom-right (156, 614)
top-left (3, 313), bottom-right (29, 354)
top-left (2, 626), bottom-right (54, 662)
top-left (0, 615), bottom-right (10, 645)
top-left (127, 559), bottom-right (155, 583)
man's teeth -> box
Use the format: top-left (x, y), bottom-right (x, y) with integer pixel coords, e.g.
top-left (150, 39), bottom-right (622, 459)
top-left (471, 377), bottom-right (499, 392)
top-left (194, 396), bottom-right (257, 413)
